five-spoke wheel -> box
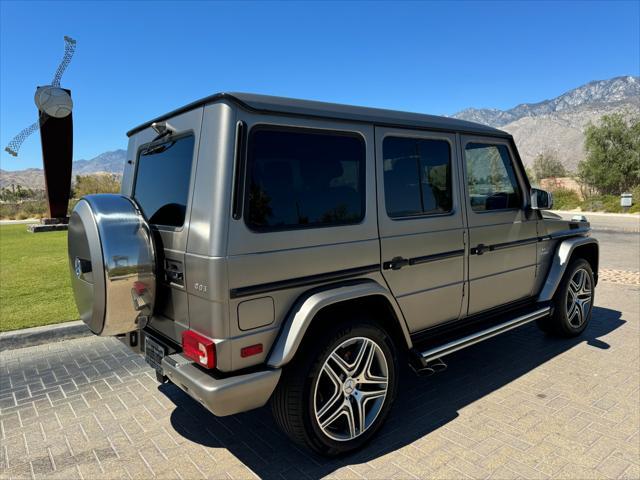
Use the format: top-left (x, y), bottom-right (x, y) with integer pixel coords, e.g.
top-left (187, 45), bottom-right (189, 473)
top-left (566, 267), bottom-right (593, 328)
top-left (271, 321), bottom-right (397, 456)
top-left (314, 337), bottom-right (389, 441)
top-left (538, 257), bottom-right (595, 337)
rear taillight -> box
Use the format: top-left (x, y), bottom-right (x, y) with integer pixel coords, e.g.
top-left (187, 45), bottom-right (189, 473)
top-left (182, 330), bottom-right (216, 369)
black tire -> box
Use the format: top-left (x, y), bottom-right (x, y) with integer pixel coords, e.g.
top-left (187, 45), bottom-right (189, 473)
top-left (270, 319), bottom-right (398, 456)
top-left (537, 258), bottom-right (595, 337)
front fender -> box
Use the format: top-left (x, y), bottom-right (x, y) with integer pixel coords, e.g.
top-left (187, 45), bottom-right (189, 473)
top-left (538, 236), bottom-right (599, 302)
top-left (267, 280), bottom-right (411, 368)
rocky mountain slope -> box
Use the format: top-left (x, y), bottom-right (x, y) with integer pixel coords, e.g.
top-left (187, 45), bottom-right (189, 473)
top-left (453, 76), bottom-right (639, 171)
top-left (0, 149), bottom-right (125, 190)
top-left (71, 150), bottom-right (126, 176)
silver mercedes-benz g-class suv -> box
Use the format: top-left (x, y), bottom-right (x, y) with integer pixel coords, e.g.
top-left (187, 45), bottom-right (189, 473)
top-left (68, 93), bottom-right (598, 455)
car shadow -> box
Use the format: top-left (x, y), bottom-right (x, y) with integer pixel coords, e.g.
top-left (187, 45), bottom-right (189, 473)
top-left (159, 306), bottom-right (624, 479)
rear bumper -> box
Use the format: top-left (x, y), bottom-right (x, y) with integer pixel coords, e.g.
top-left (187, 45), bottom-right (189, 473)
top-left (161, 353), bottom-right (281, 417)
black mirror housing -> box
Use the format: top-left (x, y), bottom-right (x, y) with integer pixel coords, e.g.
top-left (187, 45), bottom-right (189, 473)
top-left (531, 188), bottom-right (553, 210)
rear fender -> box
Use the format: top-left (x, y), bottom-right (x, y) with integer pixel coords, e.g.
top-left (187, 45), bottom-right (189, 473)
top-left (538, 236), bottom-right (599, 302)
top-left (267, 280), bottom-right (411, 368)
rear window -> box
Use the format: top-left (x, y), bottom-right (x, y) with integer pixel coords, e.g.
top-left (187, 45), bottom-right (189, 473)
top-left (245, 127), bottom-right (366, 231)
top-left (134, 135), bottom-right (194, 227)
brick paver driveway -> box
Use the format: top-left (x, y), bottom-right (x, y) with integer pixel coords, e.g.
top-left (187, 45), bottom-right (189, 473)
top-left (1, 282), bottom-right (638, 479)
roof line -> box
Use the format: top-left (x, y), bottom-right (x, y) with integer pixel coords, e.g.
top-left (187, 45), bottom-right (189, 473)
top-left (126, 92), bottom-right (511, 138)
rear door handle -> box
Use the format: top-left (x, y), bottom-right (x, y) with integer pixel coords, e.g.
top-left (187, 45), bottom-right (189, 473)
top-left (470, 244), bottom-right (490, 255)
top-left (383, 256), bottom-right (410, 270)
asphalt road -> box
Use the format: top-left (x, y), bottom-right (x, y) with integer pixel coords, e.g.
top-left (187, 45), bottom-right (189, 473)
top-left (550, 210), bottom-right (640, 233)
top-left (550, 211), bottom-right (640, 272)
top-left (592, 230), bottom-right (640, 272)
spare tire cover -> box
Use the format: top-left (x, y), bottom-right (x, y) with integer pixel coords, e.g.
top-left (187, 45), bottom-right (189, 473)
top-left (68, 194), bottom-right (156, 336)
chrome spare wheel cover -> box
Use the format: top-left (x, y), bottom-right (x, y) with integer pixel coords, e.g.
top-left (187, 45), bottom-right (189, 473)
top-left (566, 268), bottom-right (592, 328)
top-left (314, 337), bottom-right (388, 442)
top-left (68, 194), bottom-right (156, 336)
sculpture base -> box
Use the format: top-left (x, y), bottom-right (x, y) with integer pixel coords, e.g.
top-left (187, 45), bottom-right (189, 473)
top-left (27, 217), bottom-right (69, 233)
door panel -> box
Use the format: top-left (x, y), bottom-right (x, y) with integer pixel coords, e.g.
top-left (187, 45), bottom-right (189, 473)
top-left (470, 264), bottom-right (536, 313)
top-left (461, 136), bottom-right (537, 315)
top-left (227, 114), bottom-right (380, 339)
top-left (376, 127), bottom-right (465, 332)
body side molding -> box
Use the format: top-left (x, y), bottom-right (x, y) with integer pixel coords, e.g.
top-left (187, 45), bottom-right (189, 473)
top-left (538, 236), bottom-right (599, 302)
top-left (267, 280), bottom-right (412, 368)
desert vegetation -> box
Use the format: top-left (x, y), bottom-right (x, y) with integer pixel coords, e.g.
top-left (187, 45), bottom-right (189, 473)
top-left (0, 173), bottom-right (121, 219)
top-left (536, 113), bottom-right (640, 213)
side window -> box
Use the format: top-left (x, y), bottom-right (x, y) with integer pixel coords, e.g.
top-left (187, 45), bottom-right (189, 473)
top-left (465, 143), bottom-right (522, 212)
top-left (245, 127), bottom-right (365, 231)
top-left (383, 136), bottom-right (452, 218)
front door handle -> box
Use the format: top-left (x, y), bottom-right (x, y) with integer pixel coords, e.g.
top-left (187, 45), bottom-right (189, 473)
top-left (383, 256), bottom-right (410, 270)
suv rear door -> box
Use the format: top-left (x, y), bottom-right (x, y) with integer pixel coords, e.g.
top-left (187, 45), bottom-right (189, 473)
top-left (376, 127), bottom-right (465, 332)
top-left (461, 136), bottom-right (537, 315)
top-left (122, 107), bottom-right (204, 342)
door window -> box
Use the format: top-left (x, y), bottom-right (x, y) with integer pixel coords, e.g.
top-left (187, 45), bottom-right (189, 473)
top-left (245, 127), bottom-right (366, 231)
top-left (382, 136), bottom-right (452, 218)
top-left (465, 143), bottom-right (522, 211)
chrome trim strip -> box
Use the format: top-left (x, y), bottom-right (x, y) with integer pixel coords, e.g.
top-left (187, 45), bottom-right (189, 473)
top-left (419, 306), bottom-right (551, 363)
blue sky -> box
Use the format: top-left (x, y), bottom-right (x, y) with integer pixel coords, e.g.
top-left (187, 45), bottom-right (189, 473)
top-left (1, 1), bottom-right (639, 170)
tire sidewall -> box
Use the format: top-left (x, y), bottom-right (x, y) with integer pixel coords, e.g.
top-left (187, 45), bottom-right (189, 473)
top-left (555, 258), bottom-right (595, 335)
top-left (302, 322), bottom-right (398, 455)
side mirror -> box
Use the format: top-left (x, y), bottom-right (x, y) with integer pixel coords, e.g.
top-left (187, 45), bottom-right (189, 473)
top-left (531, 188), bottom-right (553, 210)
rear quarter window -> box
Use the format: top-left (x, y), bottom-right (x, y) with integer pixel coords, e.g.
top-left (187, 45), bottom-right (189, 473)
top-left (134, 134), bottom-right (194, 227)
top-left (245, 127), bottom-right (366, 231)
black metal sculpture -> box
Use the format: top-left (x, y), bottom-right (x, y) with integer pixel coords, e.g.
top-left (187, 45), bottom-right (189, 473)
top-left (4, 36), bottom-right (76, 223)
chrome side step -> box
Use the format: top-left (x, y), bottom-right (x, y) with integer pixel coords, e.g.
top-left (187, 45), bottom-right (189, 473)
top-left (418, 306), bottom-right (551, 364)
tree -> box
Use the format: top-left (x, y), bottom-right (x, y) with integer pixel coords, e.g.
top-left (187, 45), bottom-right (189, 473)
top-left (532, 151), bottom-right (567, 181)
top-left (578, 113), bottom-right (640, 195)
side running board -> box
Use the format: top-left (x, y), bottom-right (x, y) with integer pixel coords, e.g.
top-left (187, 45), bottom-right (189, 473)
top-left (417, 306), bottom-right (551, 364)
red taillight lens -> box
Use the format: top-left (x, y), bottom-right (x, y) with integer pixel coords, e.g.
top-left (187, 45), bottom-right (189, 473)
top-left (182, 330), bottom-right (216, 369)
top-left (240, 344), bottom-right (263, 358)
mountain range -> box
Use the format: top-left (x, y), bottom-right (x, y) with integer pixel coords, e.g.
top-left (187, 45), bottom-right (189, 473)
top-left (453, 75), bottom-right (639, 170)
top-left (1, 75), bottom-right (638, 190)
top-left (0, 149), bottom-right (127, 190)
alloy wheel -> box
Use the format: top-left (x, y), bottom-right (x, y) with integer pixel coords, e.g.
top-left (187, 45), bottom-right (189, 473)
top-left (313, 337), bottom-right (388, 442)
top-left (566, 268), bottom-right (593, 328)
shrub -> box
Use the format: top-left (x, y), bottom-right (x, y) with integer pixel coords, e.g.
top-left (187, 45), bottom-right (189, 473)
top-left (550, 188), bottom-right (581, 210)
top-left (74, 174), bottom-right (121, 197)
top-left (0, 200), bottom-right (48, 220)
top-left (532, 151), bottom-right (567, 181)
top-left (580, 194), bottom-right (633, 213)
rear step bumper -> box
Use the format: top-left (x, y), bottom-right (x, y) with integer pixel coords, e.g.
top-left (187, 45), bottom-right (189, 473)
top-left (416, 306), bottom-right (551, 364)
top-left (162, 354), bottom-right (281, 417)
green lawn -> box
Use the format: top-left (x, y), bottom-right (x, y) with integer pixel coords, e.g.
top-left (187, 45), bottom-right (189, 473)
top-left (0, 224), bottom-right (78, 332)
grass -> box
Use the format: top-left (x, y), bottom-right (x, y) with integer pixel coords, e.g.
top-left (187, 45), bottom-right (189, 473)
top-left (0, 224), bottom-right (78, 332)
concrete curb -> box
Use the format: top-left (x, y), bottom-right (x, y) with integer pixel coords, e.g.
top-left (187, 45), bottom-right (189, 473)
top-left (551, 210), bottom-right (640, 218)
top-left (0, 320), bottom-right (91, 351)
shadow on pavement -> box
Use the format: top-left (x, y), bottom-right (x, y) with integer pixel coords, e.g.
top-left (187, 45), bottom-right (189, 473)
top-left (160, 306), bottom-right (624, 479)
